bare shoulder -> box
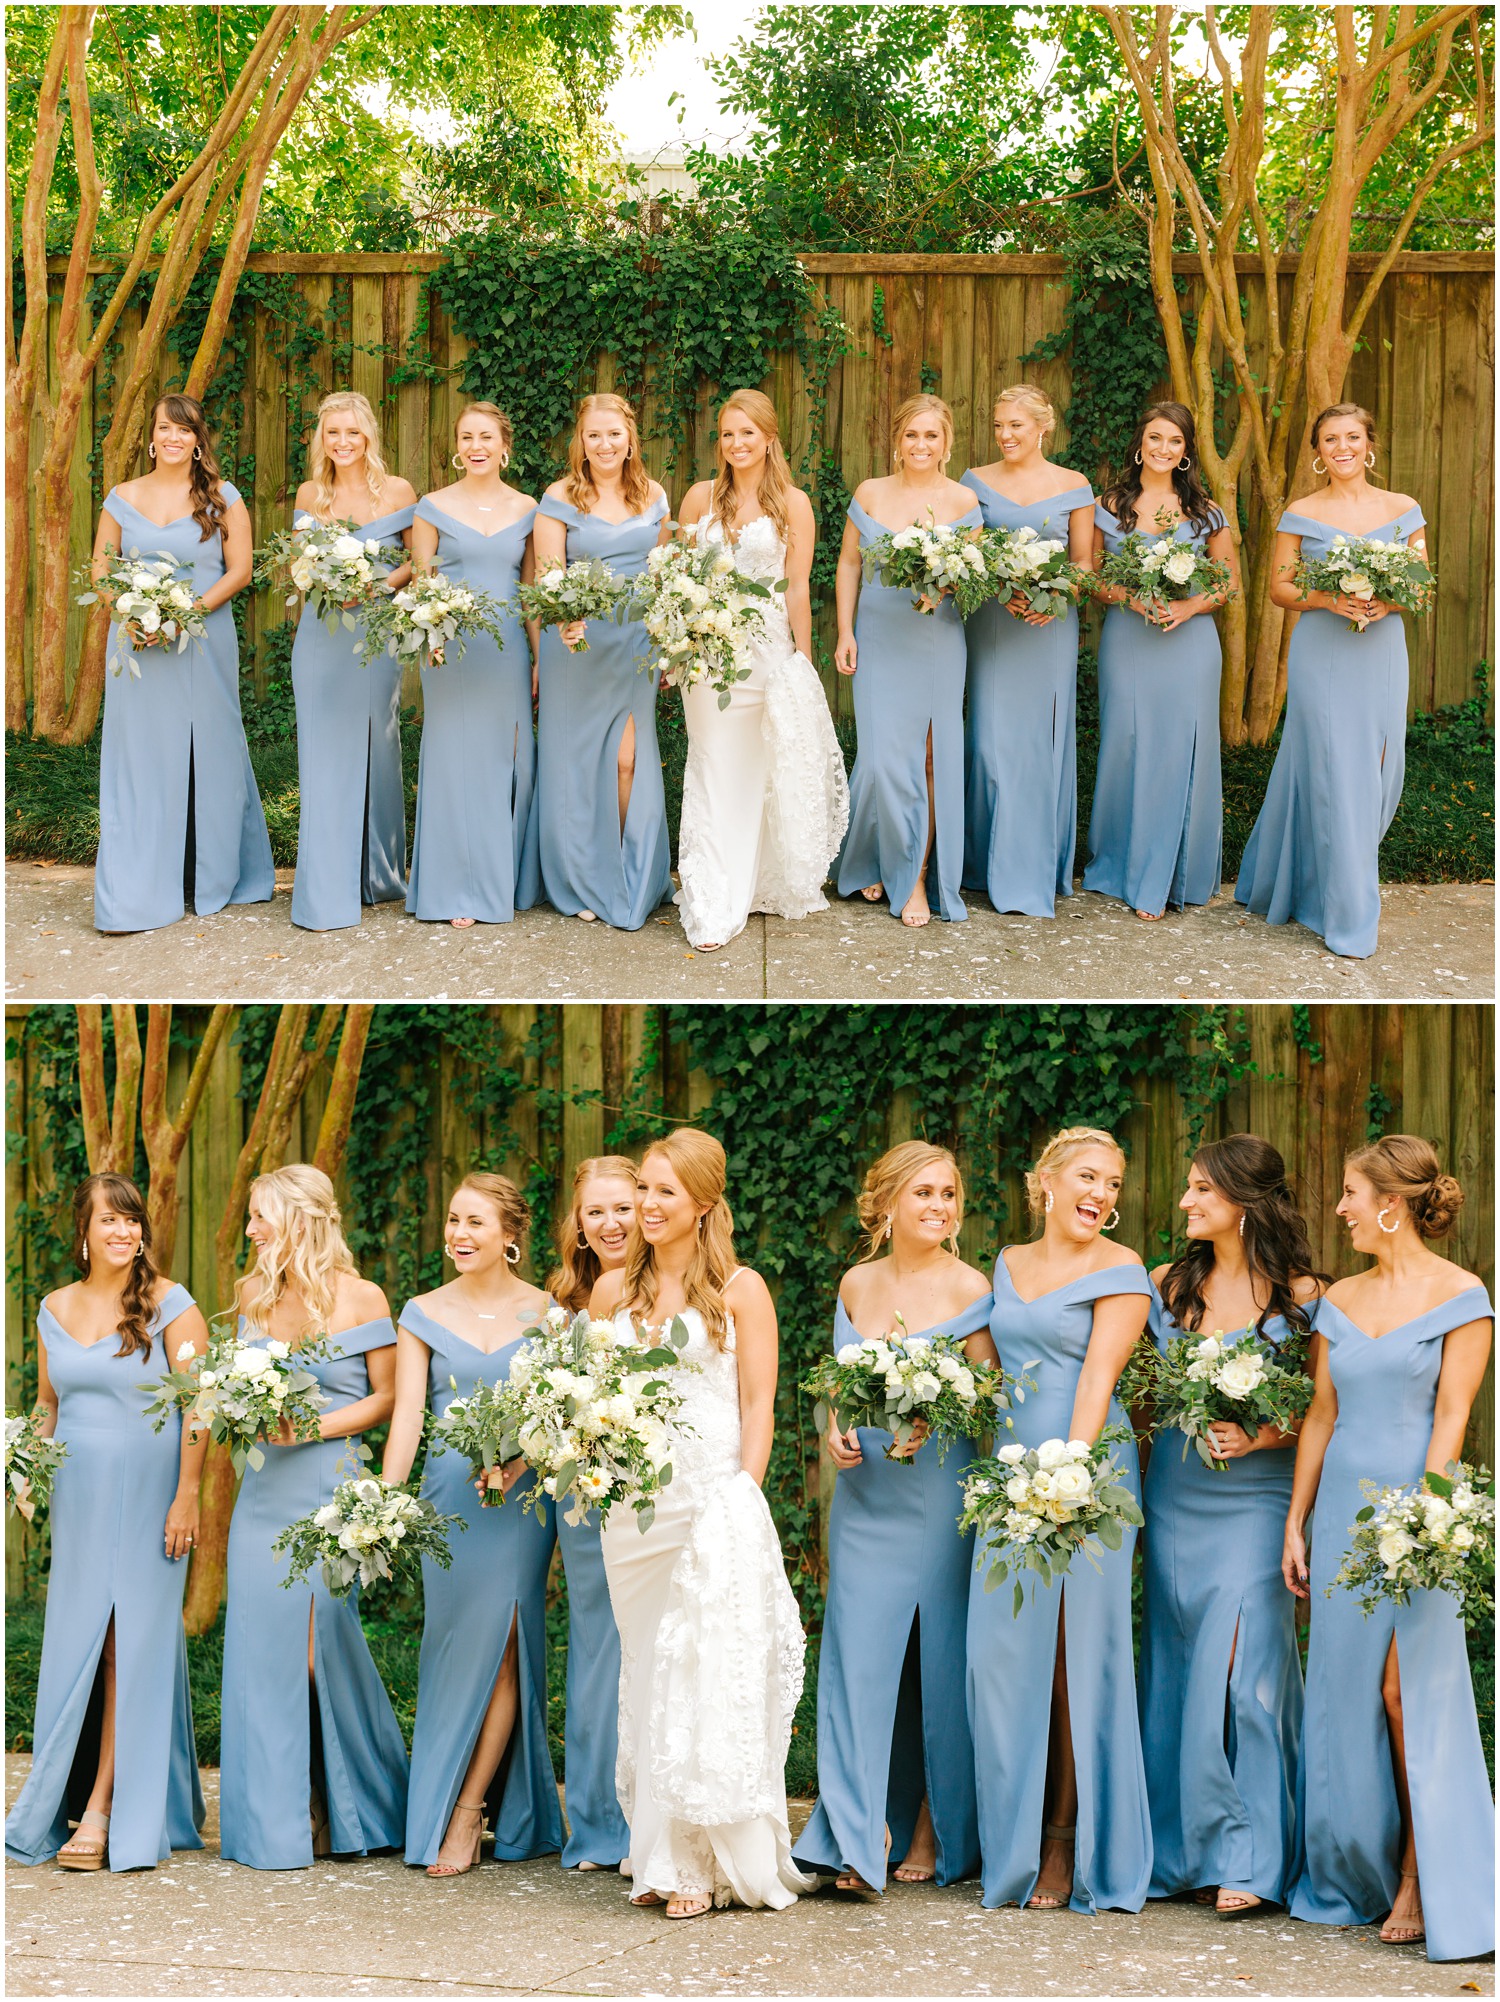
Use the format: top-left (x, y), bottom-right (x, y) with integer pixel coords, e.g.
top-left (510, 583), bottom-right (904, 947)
top-left (726, 1264), bottom-right (772, 1307)
top-left (950, 1256), bottom-right (992, 1307)
top-left (293, 479), bottom-right (319, 510)
top-left (237, 1270), bottom-right (263, 1310)
top-left (644, 478), bottom-right (669, 506)
top-left (543, 477), bottom-right (571, 501)
top-left (1382, 490), bottom-right (1419, 514)
top-left (1435, 1257), bottom-right (1488, 1303)
top-left (1094, 1241), bottom-right (1145, 1272)
top-left (678, 478), bottom-right (713, 519)
top-left (514, 1281), bottom-right (550, 1322)
top-left (1283, 491), bottom-right (1328, 520)
top-left (839, 1260), bottom-right (877, 1312)
top-left (1324, 1273), bottom-right (1361, 1305)
top-left (42, 1282), bottom-right (79, 1317)
top-left (1290, 1272), bottom-right (1322, 1303)
top-left (591, 1267), bottom-right (630, 1314)
top-left (345, 1274), bottom-right (392, 1321)
top-left (852, 476), bottom-right (887, 507)
top-left (784, 485), bottom-right (815, 526)
top-left (507, 485), bottom-right (538, 510)
top-left (1149, 1260), bottom-right (1172, 1288)
top-left (406, 1282), bottom-right (451, 1315)
top-left (381, 475), bottom-right (418, 506)
top-left (151, 1274), bottom-right (182, 1307)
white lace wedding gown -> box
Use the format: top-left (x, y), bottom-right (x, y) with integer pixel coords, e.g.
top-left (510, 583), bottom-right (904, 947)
top-left (599, 1304), bottom-right (812, 1909)
top-left (675, 516), bottom-right (849, 949)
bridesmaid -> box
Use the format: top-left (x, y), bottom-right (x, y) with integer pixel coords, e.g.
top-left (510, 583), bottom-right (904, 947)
top-left (383, 1174), bottom-right (563, 1875)
top-left (959, 384), bottom-right (1095, 916)
top-left (218, 1167), bottom-right (407, 1869)
top-left (1140, 1137), bottom-right (1322, 1916)
top-left (1285, 1136), bottom-right (1494, 1960)
top-left (1084, 402), bottom-right (1237, 921)
top-left (968, 1126), bottom-right (1154, 1913)
top-left (836, 394), bottom-right (980, 927)
top-left (92, 393), bottom-right (274, 932)
top-left (5, 1176), bottom-right (208, 1872)
top-left (1236, 404), bottom-right (1426, 958)
top-left (792, 1144), bottom-right (994, 1895)
top-left (289, 391), bottom-right (417, 931)
top-left (406, 402), bottom-right (540, 926)
top-left (534, 395), bottom-right (672, 929)
top-left (546, 1157), bottom-right (638, 1870)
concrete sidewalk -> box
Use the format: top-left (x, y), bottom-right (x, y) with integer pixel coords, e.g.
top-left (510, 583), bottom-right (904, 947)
top-left (5, 1760), bottom-right (1490, 1997)
top-left (6, 865), bottom-right (1493, 1002)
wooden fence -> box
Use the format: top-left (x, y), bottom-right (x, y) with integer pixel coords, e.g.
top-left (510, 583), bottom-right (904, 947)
top-left (29, 250), bottom-right (1494, 720)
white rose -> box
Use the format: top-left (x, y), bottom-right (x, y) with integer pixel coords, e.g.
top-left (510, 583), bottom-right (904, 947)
top-left (1005, 1474), bottom-right (1031, 1503)
top-left (953, 1369), bottom-right (975, 1399)
top-left (1163, 549), bottom-right (1196, 585)
top-left (136, 603), bottom-right (162, 633)
top-left (1064, 1440), bottom-right (1092, 1461)
top-left (1030, 1469), bottom-right (1056, 1500)
top-left (264, 1339), bottom-right (290, 1361)
top-left (331, 534), bottom-right (363, 560)
top-left (1338, 570), bottom-right (1375, 601)
top-left (544, 1305), bottom-right (569, 1332)
top-left (909, 1372), bottom-right (942, 1404)
top-left (1035, 1438), bottom-right (1069, 1471)
top-left (712, 552), bottom-right (735, 576)
top-left (1378, 1529), bottom-right (1416, 1569)
top-left (936, 1355), bottom-right (961, 1380)
top-left (1214, 1350), bottom-right (1267, 1399)
top-left (353, 1477), bottom-right (382, 1505)
top-left (198, 1369), bottom-right (218, 1389)
top-left (1451, 1523), bottom-right (1476, 1550)
top-left (996, 1442), bottom-right (1026, 1464)
top-left (1050, 1462), bottom-right (1095, 1509)
top-left (176, 1342), bottom-right (197, 1363)
top-left (836, 1344), bottom-right (862, 1367)
top-left (1194, 1335), bottom-right (1223, 1361)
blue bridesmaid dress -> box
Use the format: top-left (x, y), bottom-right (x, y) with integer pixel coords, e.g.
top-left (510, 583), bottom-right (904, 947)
top-left (1234, 503), bottom-right (1424, 958)
top-left (836, 496), bottom-right (977, 921)
top-left (218, 1318), bottom-right (408, 1869)
top-left (5, 1289), bottom-right (205, 1871)
top-left (95, 482), bottom-right (274, 932)
top-left (399, 1301), bottom-right (563, 1866)
top-left (289, 503), bottom-right (416, 930)
top-left (959, 473), bottom-right (1093, 915)
top-left (967, 1255), bottom-right (1154, 1912)
top-left (792, 1294), bottom-right (992, 1892)
top-left (405, 501), bottom-right (540, 923)
top-left (1138, 1287), bottom-right (1303, 1905)
top-left (1292, 1287), bottom-right (1495, 1961)
top-left (534, 493), bottom-right (673, 929)
top-left (1083, 504), bottom-right (1225, 916)
top-left (556, 1506), bottom-right (629, 1865)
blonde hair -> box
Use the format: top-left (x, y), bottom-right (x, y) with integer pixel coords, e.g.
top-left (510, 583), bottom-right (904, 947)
top-left (710, 390), bottom-right (795, 546)
top-left (1345, 1134), bottom-right (1464, 1240)
top-left (622, 1129), bottom-right (737, 1350)
top-left (891, 393), bottom-right (954, 472)
top-left (236, 1165), bottom-right (356, 1341)
top-left (857, 1142), bottom-right (964, 1258)
top-left (994, 383), bottom-right (1057, 438)
top-left (549, 1155), bottom-right (639, 1313)
top-left (455, 401), bottom-right (513, 467)
top-left (305, 392), bottom-right (388, 521)
top-left (1025, 1126), bottom-right (1126, 1228)
top-left (451, 1172), bottom-right (530, 1264)
top-left (564, 394), bottom-right (651, 516)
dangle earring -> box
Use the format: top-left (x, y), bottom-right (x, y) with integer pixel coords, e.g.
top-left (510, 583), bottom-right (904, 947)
top-left (1377, 1205), bottom-right (1400, 1234)
top-left (1101, 1208), bottom-right (1121, 1231)
top-left (1238, 1215), bottom-right (1246, 1238)
top-left (82, 1241), bottom-right (90, 1264)
top-left (1043, 1190), bottom-right (1054, 1214)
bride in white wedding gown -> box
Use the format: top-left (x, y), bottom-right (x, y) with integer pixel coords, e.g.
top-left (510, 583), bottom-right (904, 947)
top-left (674, 391), bottom-right (849, 951)
top-left (590, 1128), bottom-right (813, 1919)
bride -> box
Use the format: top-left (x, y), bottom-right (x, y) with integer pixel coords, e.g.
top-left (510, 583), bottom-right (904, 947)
top-left (674, 392), bottom-right (849, 951)
top-left (590, 1128), bottom-right (812, 1918)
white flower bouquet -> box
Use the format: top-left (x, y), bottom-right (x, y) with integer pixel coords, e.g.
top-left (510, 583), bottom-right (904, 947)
top-left (495, 1305), bottom-right (698, 1530)
top-left (358, 572), bottom-right (504, 669)
top-left (5, 1410), bottom-right (68, 1522)
top-left (960, 1424), bottom-right (1144, 1614)
top-left (516, 558), bottom-right (634, 652)
top-left (1331, 1459), bottom-right (1494, 1625)
top-left (429, 1378), bottom-right (520, 1507)
top-left (1148, 1326), bottom-right (1313, 1470)
top-left (804, 1316), bottom-right (1023, 1462)
top-left (862, 518), bottom-right (995, 616)
top-left (141, 1325), bottom-right (329, 1475)
top-left (273, 1475), bottom-right (461, 1599)
top-left (980, 525), bottom-right (1081, 621)
top-left (253, 517), bottom-right (403, 631)
top-left (75, 549), bottom-right (207, 677)
top-left (1095, 529), bottom-right (1234, 616)
top-left (1294, 533), bottom-right (1435, 631)
top-left (630, 537), bottom-right (784, 709)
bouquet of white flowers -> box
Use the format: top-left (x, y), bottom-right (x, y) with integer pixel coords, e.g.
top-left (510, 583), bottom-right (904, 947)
top-left (429, 1378), bottom-right (519, 1507)
top-left (358, 572), bottom-right (504, 669)
top-left (1095, 529), bottom-right (1234, 617)
top-left (75, 549), bottom-right (207, 677)
top-left (862, 518), bottom-right (995, 616)
top-left (804, 1316), bottom-right (1024, 1462)
top-left (141, 1325), bottom-right (328, 1475)
top-left (5, 1410), bottom-right (68, 1522)
top-left (273, 1475), bottom-right (461, 1598)
top-left (1148, 1325), bottom-right (1313, 1470)
top-left (253, 517), bottom-right (402, 631)
top-left (960, 1425), bottom-right (1144, 1614)
top-left (1294, 533), bottom-right (1435, 631)
top-left (495, 1305), bottom-right (698, 1530)
top-left (516, 558), bottom-right (634, 652)
top-left (980, 525), bottom-right (1081, 621)
top-left (1331, 1460), bottom-right (1494, 1625)
top-left (629, 537), bottom-right (784, 708)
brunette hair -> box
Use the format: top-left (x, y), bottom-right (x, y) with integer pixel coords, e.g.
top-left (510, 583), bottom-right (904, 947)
top-left (451, 1172), bottom-right (531, 1264)
top-left (1025, 1126), bottom-right (1125, 1229)
top-left (994, 383), bottom-right (1057, 438)
top-left (1345, 1135), bottom-right (1464, 1240)
top-left (621, 1129), bottom-right (737, 1349)
top-left (72, 1173), bottom-right (164, 1362)
top-left (454, 401), bottom-right (513, 466)
top-left (549, 1155), bottom-right (639, 1313)
top-left (236, 1165), bottom-right (355, 1342)
top-left (305, 392), bottom-right (388, 519)
top-left (857, 1142), bottom-right (964, 1259)
top-left (1101, 401), bottom-right (1219, 532)
top-left (710, 389), bottom-right (796, 546)
top-left (149, 394), bottom-right (227, 542)
top-left (1159, 1135), bottom-right (1326, 1338)
top-left (564, 394), bottom-right (651, 516)
top-left (1310, 402), bottom-right (1379, 471)
top-left (891, 393), bottom-right (954, 471)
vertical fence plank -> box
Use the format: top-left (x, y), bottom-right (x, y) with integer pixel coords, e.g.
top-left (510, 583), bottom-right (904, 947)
top-left (562, 1007), bottom-right (605, 1168)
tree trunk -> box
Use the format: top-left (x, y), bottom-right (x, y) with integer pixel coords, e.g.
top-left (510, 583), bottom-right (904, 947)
top-left (141, 1003), bottom-right (233, 1270)
top-left (313, 1006), bottom-right (373, 1179)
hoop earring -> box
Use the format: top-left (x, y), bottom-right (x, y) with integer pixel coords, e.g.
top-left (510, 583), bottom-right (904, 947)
top-left (1133, 449), bottom-right (1143, 465)
top-left (1101, 1208), bottom-right (1121, 1232)
top-left (193, 445), bottom-right (202, 461)
top-left (1365, 450), bottom-right (1376, 470)
top-left (1377, 1205), bottom-right (1400, 1234)
top-left (577, 1232), bottom-right (589, 1250)
top-left (148, 443), bottom-right (157, 460)
top-left (443, 1243), bottom-right (457, 1262)
top-left (499, 450), bottom-right (510, 469)
top-left (1312, 456), bottom-right (1327, 476)
top-left (134, 1242), bottom-right (144, 1257)
top-left (1043, 1190), bottom-right (1053, 1214)
top-left (1177, 456), bottom-right (1192, 471)
top-left (505, 1243), bottom-right (521, 1267)
top-left (452, 452), bottom-right (465, 470)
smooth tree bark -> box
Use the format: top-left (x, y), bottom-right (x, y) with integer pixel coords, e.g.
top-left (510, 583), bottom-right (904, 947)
top-left (76, 1004), bottom-right (142, 1174)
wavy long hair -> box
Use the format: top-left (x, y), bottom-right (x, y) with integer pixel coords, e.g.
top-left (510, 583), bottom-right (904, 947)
top-left (149, 394), bottom-right (227, 542)
top-left (305, 392), bottom-right (389, 520)
top-left (710, 389), bottom-right (795, 546)
top-left (1345, 1134), bottom-right (1464, 1240)
top-left (548, 1155), bottom-right (639, 1312)
top-left (621, 1129), bottom-right (737, 1349)
top-left (857, 1142), bottom-right (964, 1259)
top-left (72, 1173), bottom-right (163, 1362)
top-left (235, 1165), bottom-right (356, 1342)
top-left (1100, 401), bottom-right (1218, 532)
top-left (564, 394), bottom-right (652, 516)
top-left (1159, 1135), bottom-right (1325, 1339)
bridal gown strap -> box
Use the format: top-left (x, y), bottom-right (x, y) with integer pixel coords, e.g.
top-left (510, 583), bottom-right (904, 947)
top-left (674, 516), bottom-right (848, 949)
